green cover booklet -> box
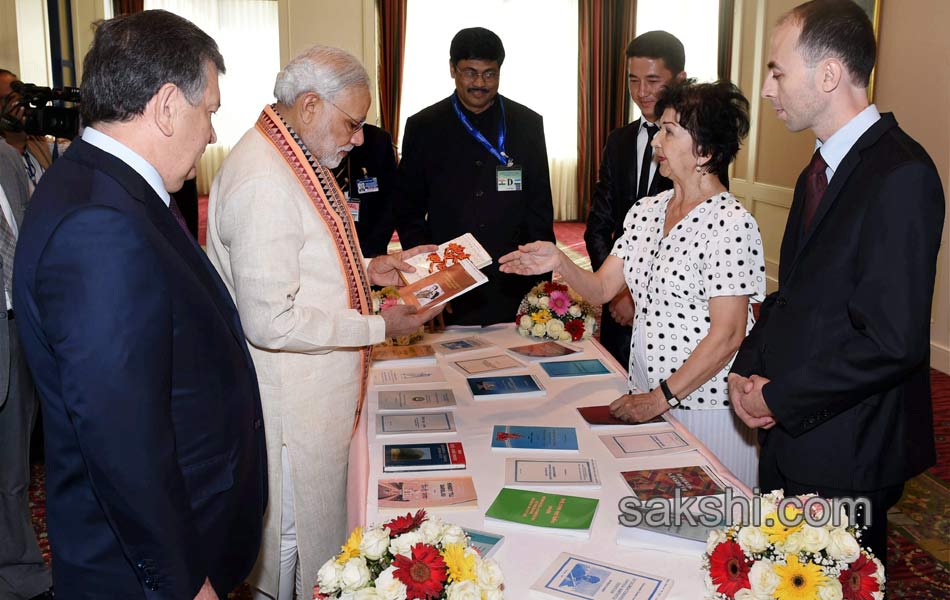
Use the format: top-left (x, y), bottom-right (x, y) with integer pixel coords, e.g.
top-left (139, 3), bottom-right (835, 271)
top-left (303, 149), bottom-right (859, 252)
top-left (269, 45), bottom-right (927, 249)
top-left (484, 487), bottom-right (599, 539)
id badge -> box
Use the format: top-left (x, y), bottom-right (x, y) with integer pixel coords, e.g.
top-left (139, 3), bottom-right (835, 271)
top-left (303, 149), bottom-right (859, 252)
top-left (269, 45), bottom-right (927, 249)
top-left (347, 196), bottom-right (360, 222)
top-left (496, 165), bottom-right (523, 192)
top-left (356, 176), bottom-right (379, 194)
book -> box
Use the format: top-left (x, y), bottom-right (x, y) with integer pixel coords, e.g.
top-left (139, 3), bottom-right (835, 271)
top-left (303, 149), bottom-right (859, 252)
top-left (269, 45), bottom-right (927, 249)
top-left (397, 260), bottom-right (488, 310)
top-left (382, 442), bottom-right (467, 473)
top-left (376, 412), bottom-right (457, 436)
top-left (461, 527), bottom-right (504, 559)
top-left (372, 367), bottom-right (447, 386)
top-left (400, 233), bottom-right (492, 284)
top-left (504, 458), bottom-right (600, 488)
top-left (484, 487), bottom-right (599, 539)
top-left (599, 430), bottom-right (696, 459)
top-left (576, 405), bottom-right (671, 429)
top-left (620, 465), bottom-right (725, 501)
top-left (530, 552), bottom-right (673, 600)
top-left (507, 340), bottom-right (581, 360)
top-left (491, 425), bottom-right (579, 453)
top-left (539, 358), bottom-right (611, 378)
top-left (377, 476), bottom-right (477, 511)
top-left (371, 344), bottom-right (437, 367)
top-left (616, 510), bottom-right (718, 555)
top-left (431, 336), bottom-right (493, 355)
top-left (452, 354), bottom-right (525, 375)
top-left (466, 374), bottom-right (544, 400)
top-left (377, 389), bottom-right (457, 412)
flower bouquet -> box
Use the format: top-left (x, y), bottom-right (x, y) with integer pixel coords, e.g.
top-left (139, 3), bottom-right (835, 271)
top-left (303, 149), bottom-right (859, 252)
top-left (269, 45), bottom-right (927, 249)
top-left (702, 489), bottom-right (885, 600)
top-left (372, 287), bottom-right (424, 346)
top-left (515, 281), bottom-right (596, 342)
top-left (314, 510), bottom-right (504, 600)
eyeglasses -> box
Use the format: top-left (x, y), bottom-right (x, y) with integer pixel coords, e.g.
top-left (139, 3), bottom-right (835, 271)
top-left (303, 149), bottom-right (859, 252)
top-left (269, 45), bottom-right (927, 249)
top-left (328, 100), bottom-right (366, 135)
top-left (454, 67), bottom-right (500, 83)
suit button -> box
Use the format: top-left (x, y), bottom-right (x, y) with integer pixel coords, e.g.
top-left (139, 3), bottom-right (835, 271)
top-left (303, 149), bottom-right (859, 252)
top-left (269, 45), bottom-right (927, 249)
top-left (776, 296), bottom-right (787, 307)
top-left (254, 418), bottom-right (263, 429)
top-left (475, 160), bottom-right (483, 167)
top-left (475, 190), bottom-right (484, 198)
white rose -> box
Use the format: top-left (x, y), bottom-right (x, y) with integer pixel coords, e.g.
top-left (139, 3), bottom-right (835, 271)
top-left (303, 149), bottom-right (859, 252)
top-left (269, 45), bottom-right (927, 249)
top-left (568, 305), bottom-right (582, 317)
top-left (374, 565), bottom-right (408, 600)
top-left (519, 315), bottom-right (533, 329)
top-left (539, 296), bottom-right (550, 308)
top-left (558, 332), bottom-right (573, 341)
top-left (871, 556), bottom-right (886, 586)
top-left (339, 557), bottom-right (371, 592)
top-left (546, 319), bottom-right (565, 336)
top-left (518, 327), bottom-right (530, 337)
top-left (583, 315), bottom-right (596, 335)
top-left (358, 526), bottom-right (390, 561)
top-left (706, 529), bottom-right (728, 555)
top-left (475, 557), bottom-right (505, 590)
top-left (827, 529), bottom-right (861, 562)
top-left (389, 530), bottom-right (423, 557)
top-left (783, 530), bottom-right (805, 554)
top-left (757, 492), bottom-right (780, 521)
top-left (419, 517), bottom-right (445, 545)
top-left (817, 579), bottom-right (844, 600)
top-left (801, 525), bottom-right (830, 554)
top-left (527, 295), bottom-right (540, 306)
top-left (531, 323), bottom-right (546, 337)
top-left (445, 581), bottom-right (481, 600)
top-left (737, 525), bottom-right (769, 554)
top-left (354, 589), bottom-right (383, 600)
top-left (748, 559), bottom-right (781, 598)
top-left (316, 558), bottom-right (344, 593)
top-left (441, 524), bottom-right (467, 546)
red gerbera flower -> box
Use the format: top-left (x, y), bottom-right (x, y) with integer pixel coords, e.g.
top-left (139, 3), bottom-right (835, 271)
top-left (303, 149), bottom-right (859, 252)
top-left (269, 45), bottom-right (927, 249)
top-left (393, 543), bottom-right (448, 599)
top-left (839, 554), bottom-right (881, 600)
top-left (384, 509), bottom-right (427, 537)
top-left (709, 540), bottom-right (751, 598)
top-left (564, 319), bottom-right (585, 341)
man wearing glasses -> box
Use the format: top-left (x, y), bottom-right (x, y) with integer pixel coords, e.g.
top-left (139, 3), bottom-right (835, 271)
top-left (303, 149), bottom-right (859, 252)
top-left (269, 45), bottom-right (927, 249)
top-left (396, 27), bottom-right (556, 326)
top-left (206, 46), bottom-right (441, 600)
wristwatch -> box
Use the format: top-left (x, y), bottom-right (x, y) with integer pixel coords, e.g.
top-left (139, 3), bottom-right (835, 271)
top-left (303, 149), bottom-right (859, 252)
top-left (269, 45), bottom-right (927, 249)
top-left (658, 379), bottom-right (680, 408)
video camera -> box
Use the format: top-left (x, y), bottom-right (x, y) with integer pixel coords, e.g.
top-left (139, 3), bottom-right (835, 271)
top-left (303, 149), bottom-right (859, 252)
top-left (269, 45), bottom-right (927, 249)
top-left (0, 81), bottom-right (81, 140)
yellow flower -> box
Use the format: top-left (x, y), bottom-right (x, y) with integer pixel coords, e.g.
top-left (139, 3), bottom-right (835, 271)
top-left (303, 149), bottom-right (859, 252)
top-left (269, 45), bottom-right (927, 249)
top-left (441, 543), bottom-right (476, 583)
top-left (531, 309), bottom-right (552, 324)
top-left (336, 527), bottom-right (362, 564)
top-left (773, 555), bottom-right (826, 600)
top-left (761, 503), bottom-right (805, 544)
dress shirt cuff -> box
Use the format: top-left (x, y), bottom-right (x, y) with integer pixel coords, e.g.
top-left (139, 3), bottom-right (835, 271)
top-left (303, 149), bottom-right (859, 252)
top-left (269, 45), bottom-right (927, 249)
top-left (367, 314), bottom-right (387, 345)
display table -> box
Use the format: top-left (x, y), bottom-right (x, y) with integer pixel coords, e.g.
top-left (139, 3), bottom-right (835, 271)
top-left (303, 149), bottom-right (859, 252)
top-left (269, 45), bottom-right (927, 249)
top-left (348, 325), bottom-right (752, 598)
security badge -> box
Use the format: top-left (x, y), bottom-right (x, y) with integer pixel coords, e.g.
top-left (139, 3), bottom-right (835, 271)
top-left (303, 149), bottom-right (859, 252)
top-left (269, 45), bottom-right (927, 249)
top-left (348, 167), bottom-right (380, 222)
top-left (496, 164), bottom-right (523, 192)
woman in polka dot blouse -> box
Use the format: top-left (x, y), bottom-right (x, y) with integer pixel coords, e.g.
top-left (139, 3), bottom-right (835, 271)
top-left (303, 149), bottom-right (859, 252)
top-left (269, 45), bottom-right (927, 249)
top-left (501, 80), bottom-right (766, 487)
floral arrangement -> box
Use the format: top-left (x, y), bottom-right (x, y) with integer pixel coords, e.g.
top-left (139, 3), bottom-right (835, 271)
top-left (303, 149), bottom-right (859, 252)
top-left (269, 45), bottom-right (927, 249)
top-left (703, 490), bottom-right (885, 600)
top-left (314, 510), bottom-right (504, 600)
top-left (515, 281), bottom-right (596, 342)
top-left (372, 287), bottom-right (424, 346)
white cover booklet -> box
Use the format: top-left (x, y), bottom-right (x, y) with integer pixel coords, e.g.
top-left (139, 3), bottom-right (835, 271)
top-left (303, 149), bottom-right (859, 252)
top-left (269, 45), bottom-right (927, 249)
top-left (400, 233), bottom-right (492, 284)
top-left (530, 553), bottom-right (672, 600)
top-left (377, 389), bottom-right (457, 412)
top-left (504, 458), bottom-right (601, 489)
top-left (375, 412), bottom-right (457, 436)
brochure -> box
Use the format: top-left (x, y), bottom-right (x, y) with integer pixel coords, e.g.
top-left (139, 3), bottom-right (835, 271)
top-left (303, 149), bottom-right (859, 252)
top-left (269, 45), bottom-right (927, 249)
top-left (377, 389), bottom-right (457, 412)
top-left (452, 354), bottom-right (525, 375)
top-left (375, 412), bottom-right (457, 436)
top-left (504, 458), bottom-right (600, 488)
top-left (599, 431), bottom-right (695, 459)
top-left (400, 233), bottom-right (492, 285)
top-left (507, 341), bottom-right (581, 360)
top-left (377, 476), bottom-right (477, 511)
top-left (576, 405), bottom-right (671, 429)
top-left (491, 425), bottom-right (579, 453)
top-left (371, 344), bottom-right (437, 367)
top-left (461, 527), bottom-right (504, 559)
top-left (539, 358), bottom-right (612, 378)
top-left (530, 552), bottom-right (672, 600)
top-left (431, 336), bottom-right (493, 355)
top-left (372, 367), bottom-right (447, 387)
top-left (382, 442), bottom-right (467, 473)
top-left (620, 465), bottom-right (726, 501)
top-left (467, 374), bottom-right (545, 400)
top-left (484, 488), bottom-right (599, 539)
top-left (397, 260), bottom-right (488, 310)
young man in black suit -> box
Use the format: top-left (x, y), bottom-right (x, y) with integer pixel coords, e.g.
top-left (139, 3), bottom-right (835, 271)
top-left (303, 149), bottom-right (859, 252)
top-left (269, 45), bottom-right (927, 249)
top-left (584, 31), bottom-right (685, 368)
top-left (729, 0), bottom-right (944, 564)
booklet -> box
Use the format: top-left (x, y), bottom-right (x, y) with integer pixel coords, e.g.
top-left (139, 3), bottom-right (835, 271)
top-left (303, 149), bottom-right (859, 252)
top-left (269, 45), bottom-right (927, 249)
top-left (599, 431), bottom-right (695, 459)
top-left (484, 488), bottom-right (599, 539)
top-left (504, 458), bottom-right (600, 488)
top-left (377, 389), bottom-right (457, 412)
top-left (382, 442), bottom-right (467, 473)
top-left (461, 527), bottom-right (504, 559)
top-left (397, 260), bottom-right (488, 310)
top-left (452, 354), bottom-right (525, 375)
top-left (620, 465), bottom-right (725, 501)
top-left (576, 405), bottom-right (671, 430)
top-left (616, 509), bottom-right (717, 555)
top-left (467, 374), bottom-right (545, 400)
top-left (507, 340), bottom-right (581, 360)
top-left (431, 336), bottom-right (494, 355)
top-left (372, 367), bottom-right (447, 387)
top-left (376, 412), bottom-right (457, 436)
top-left (377, 476), bottom-right (477, 511)
top-left (530, 552), bottom-right (672, 600)
top-left (539, 358), bottom-right (612, 378)
top-left (400, 233), bottom-right (492, 285)
top-left (491, 425), bottom-right (579, 453)
top-left (371, 344), bottom-right (437, 367)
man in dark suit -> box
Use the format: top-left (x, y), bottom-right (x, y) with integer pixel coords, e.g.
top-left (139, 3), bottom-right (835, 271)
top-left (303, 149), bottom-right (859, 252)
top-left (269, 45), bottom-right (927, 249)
top-left (0, 140), bottom-right (51, 600)
top-left (584, 31), bottom-right (684, 368)
top-left (395, 27), bottom-right (555, 326)
top-left (13, 11), bottom-right (266, 598)
top-left (729, 0), bottom-right (944, 564)
top-left (333, 123), bottom-right (398, 258)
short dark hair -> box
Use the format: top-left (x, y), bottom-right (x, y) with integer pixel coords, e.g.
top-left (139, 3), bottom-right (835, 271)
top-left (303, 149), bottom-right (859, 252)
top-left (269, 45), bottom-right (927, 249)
top-left (654, 80), bottom-right (750, 186)
top-left (0, 69), bottom-right (17, 79)
top-left (450, 27), bottom-right (505, 66)
top-left (625, 31), bottom-right (685, 75)
top-left (784, 0), bottom-right (876, 87)
top-left (80, 9), bottom-right (225, 125)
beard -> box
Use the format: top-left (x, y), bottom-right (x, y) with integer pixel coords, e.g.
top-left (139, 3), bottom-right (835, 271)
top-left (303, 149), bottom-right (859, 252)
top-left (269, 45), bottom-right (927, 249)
top-left (305, 115), bottom-right (353, 168)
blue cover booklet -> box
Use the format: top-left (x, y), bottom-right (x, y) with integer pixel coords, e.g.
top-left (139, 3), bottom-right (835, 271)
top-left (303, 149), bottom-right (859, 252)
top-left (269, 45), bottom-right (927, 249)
top-left (466, 374), bottom-right (544, 399)
top-left (491, 425), bottom-right (579, 452)
top-left (539, 358), bottom-right (611, 378)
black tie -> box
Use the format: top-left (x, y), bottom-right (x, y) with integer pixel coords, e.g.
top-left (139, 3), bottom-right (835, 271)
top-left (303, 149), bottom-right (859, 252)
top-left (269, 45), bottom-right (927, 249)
top-left (637, 124), bottom-right (658, 199)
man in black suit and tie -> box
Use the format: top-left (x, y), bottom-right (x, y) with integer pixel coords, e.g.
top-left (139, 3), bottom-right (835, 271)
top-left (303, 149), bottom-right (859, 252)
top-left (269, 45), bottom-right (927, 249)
top-left (584, 31), bottom-right (685, 368)
top-left (13, 11), bottom-right (266, 598)
top-left (729, 0), bottom-right (944, 564)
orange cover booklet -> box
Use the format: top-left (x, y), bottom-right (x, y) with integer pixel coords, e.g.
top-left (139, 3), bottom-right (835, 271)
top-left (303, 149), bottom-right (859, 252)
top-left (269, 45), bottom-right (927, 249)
top-left (397, 260), bottom-right (488, 310)
top-left (377, 476), bottom-right (478, 511)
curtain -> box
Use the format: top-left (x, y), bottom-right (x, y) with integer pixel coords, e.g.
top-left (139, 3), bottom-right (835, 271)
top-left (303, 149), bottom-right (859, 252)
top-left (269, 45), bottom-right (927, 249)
top-left (577, 0), bottom-right (636, 220)
top-left (113, 0), bottom-right (144, 15)
top-left (377, 0), bottom-right (407, 142)
top-left (718, 0), bottom-right (735, 81)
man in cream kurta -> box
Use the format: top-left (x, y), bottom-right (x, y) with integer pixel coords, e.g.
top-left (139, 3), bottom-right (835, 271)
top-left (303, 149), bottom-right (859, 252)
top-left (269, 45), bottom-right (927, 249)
top-left (206, 46), bottom-right (438, 600)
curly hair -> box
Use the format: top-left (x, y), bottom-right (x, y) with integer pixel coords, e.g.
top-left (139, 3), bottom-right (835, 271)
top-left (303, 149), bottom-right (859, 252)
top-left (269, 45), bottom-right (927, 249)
top-left (654, 80), bottom-right (750, 186)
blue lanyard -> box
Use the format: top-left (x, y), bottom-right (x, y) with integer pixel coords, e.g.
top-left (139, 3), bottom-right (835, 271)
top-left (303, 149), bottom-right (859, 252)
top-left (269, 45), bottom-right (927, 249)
top-left (451, 94), bottom-right (512, 166)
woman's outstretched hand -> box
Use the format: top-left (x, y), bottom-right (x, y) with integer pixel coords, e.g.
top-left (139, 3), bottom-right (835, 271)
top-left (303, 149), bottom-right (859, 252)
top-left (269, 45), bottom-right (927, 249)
top-left (498, 241), bottom-right (561, 275)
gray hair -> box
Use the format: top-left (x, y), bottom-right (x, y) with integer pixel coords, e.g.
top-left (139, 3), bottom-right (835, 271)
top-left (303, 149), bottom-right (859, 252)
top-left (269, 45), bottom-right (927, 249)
top-left (273, 45), bottom-right (369, 105)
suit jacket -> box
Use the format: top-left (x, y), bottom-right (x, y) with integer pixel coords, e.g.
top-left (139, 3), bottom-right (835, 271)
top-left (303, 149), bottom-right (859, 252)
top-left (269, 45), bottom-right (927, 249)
top-left (731, 113), bottom-right (944, 491)
top-left (12, 138), bottom-right (267, 599)
top-left (584, 118), bottom-right (673, 271)
top-left (0, 141), bottom-right (28, 407)
top-left (395, 94), bottom-right (556, 326)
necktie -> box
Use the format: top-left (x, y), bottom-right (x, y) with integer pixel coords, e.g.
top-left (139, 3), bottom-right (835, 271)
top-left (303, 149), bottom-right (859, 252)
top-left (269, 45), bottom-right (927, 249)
top-left (0, 215), bottom-right (16, 300)
top-left (637, 124), bottom-right (658, 199)
top-left (802, 149), bottom-right (828, 231)
top-left (168, 196), bottom-right (191, 236)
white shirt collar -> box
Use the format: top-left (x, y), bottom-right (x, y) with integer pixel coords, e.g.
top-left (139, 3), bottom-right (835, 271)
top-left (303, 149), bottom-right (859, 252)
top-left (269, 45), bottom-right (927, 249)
top-left (816, 104), bottom-right (881, 180)
top-left (639, 118), bottom-right (658, 135)
top-left (81, 126), bottom-right (171, 206)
